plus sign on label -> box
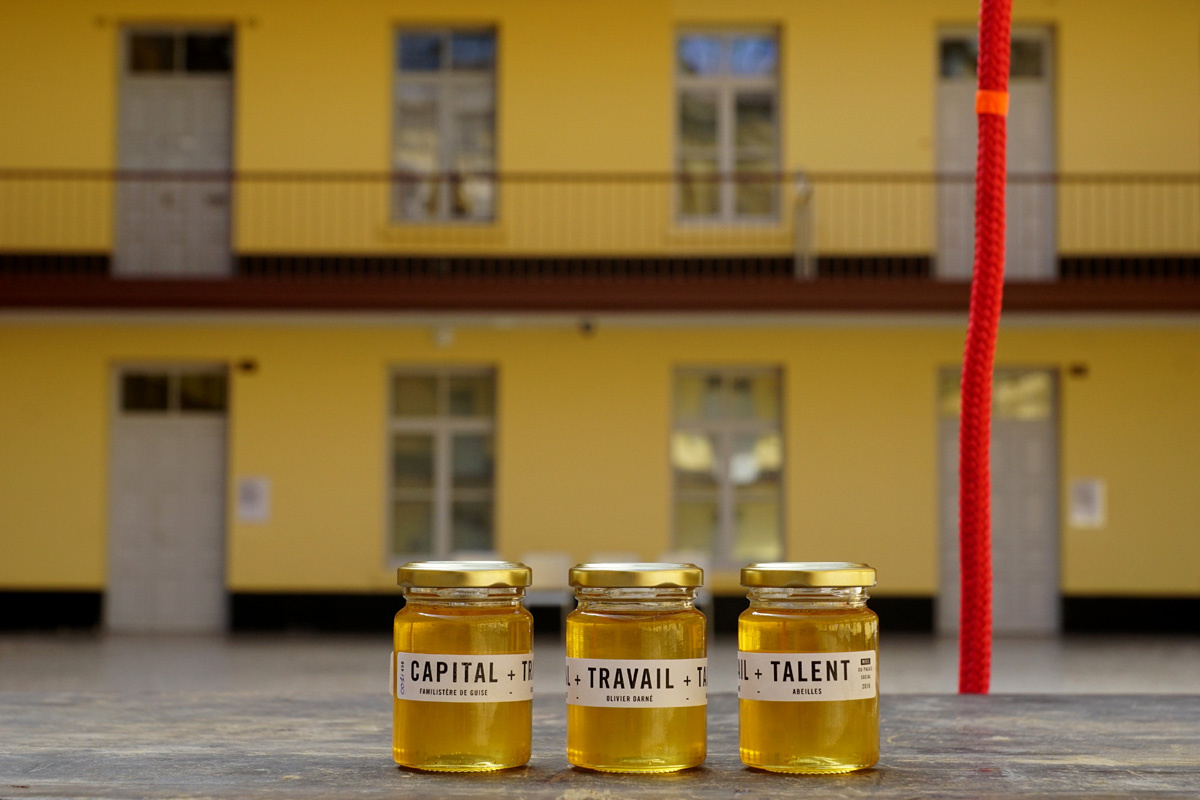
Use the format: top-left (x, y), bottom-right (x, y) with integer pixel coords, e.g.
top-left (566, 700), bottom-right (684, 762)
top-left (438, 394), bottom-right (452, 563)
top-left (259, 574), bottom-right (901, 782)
top-left (565, 657), bottom-right (708, 708)
top-left (738, 650), bottom-right (876, 703)
top-left (394, 652), bottom-right (533, 703)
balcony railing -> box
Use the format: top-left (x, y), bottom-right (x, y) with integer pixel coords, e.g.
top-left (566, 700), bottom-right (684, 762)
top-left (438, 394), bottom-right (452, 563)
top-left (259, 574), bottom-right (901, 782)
top-left (1, 170), bottom-right (1198, 282)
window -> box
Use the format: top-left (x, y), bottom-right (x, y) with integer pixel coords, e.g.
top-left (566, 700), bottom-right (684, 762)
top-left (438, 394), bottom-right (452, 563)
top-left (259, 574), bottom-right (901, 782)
top-left (671, 368), bottom-right (783, 567)
top-left (676, 31), bottom-right (780, 221)
top-left (120, 368), bottom-right (228, 413)
top-left (388, 369), bottom-right (496, 559)
top-left (939, 35), bottom-right (1046, 79)
top-left (127, 30), bottom-right (233, 74)
top-left (393, 29), bottom-right (496, 222)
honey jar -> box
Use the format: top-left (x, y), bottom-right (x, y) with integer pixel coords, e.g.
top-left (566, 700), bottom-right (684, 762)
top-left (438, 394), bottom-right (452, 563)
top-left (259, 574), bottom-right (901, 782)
top-left (392, 560), bottom-right (533, 771)
top-left (738, 562), bottom-right (879, 773)
top-left (565, 562), bottom-right (707, 772)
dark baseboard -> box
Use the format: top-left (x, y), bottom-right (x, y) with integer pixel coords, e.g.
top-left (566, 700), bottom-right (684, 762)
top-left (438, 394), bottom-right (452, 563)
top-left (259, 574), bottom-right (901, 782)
top-left (1062, 597), bottom-right (1200, 634)
top-left (5, 591), bottom-right (1194, 634)
top-left (0, 591), bottom-right (102, 630)
top-left (230, 593), bottom-right (401, 632)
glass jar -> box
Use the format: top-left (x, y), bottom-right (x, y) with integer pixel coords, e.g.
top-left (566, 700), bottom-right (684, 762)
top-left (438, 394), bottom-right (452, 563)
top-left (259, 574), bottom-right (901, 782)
top-left (738, 562), bottom-right (879, 773)
top-left (565, 562), bottom-right (707, 773)
top-left (392, 561), bottom-right (533, 771)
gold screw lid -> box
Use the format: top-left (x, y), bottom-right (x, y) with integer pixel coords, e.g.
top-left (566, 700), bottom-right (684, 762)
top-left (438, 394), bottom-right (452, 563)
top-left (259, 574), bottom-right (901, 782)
top-left (569, 562), bottom-right (703, 588)
top-left (741, 561), bottom-right (876, 588)
top-left (397, 560), bottom-right (532, 589)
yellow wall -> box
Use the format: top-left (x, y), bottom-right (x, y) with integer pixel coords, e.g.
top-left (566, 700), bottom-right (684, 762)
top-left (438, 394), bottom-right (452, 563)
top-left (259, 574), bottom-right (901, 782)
top-left (2, 0), bottom-right (1198, 254)
top-left (2, 317), bottom-right (1198, 597)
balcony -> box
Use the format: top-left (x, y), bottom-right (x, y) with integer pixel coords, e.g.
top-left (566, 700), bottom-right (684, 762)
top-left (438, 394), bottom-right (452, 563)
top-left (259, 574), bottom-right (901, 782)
top-left (2, 170), bottom-right (1199, 312)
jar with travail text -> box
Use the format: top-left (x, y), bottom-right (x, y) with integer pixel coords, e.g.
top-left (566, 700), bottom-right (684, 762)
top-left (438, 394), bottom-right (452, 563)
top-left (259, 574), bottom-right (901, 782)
top-left (566, 562), bottom-right (707, 773)
top-left (738, 562), bottom-right (879, 773)
top-left (392, 561), bottom-right (533, 772)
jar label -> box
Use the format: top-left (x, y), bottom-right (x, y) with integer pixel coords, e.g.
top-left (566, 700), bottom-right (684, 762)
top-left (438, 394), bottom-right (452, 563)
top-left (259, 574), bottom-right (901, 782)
top-left (738, 650), bottom-right (876, 702)
top-left (565, 657), bottom-right (708, 708)
top-left (394, 651), bottom-right (534, 703)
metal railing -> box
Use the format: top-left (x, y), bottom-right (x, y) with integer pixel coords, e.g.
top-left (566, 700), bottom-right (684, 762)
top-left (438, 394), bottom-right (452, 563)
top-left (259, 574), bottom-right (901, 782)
top-left (1, 170), bottom-right (1198, 280)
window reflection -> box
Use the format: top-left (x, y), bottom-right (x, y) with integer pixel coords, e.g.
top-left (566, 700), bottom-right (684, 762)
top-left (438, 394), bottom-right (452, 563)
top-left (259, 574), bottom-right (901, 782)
top-left (939, 370), bottom-right (1053, 420)
top-left (678, 35), bottom-right (721, 75)
top-left (730, 36), bottom-right (777, 75)
top-left (394, 29), bottom-right (496, 221)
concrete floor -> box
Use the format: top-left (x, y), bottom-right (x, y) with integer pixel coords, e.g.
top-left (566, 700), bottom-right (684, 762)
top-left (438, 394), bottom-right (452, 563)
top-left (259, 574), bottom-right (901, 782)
top-left (1, 632), bottom-right (1197, 694)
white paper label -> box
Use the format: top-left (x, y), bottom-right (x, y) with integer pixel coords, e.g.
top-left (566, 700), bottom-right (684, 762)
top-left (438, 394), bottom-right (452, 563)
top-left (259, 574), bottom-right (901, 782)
top-left (738, 650), bottom-right (876, 702)
top-left (566, 657), bottom-right (708, 708)
top-left (394, 652), bottom-right (533, 703)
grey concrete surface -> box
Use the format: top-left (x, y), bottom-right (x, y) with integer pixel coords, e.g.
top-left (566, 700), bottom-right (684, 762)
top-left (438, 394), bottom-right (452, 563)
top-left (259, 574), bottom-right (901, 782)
top-left (2, 693), bottom-right (1199, 798)
top-left (1, 632), bottom-right (1197, 694)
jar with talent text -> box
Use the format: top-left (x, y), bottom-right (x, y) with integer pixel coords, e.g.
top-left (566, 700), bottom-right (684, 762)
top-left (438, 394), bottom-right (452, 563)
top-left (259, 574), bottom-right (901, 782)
top-left (738, 562), bottom-right (879, 773)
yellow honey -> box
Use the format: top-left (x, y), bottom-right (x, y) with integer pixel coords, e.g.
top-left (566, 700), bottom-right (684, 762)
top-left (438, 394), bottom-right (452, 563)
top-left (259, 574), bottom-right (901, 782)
top-left (565, 563), bottom-right (707, 773)
top-left (392, 561), bottom-right (533, 771)
top-left (738, 562), bottom-right (879, 773)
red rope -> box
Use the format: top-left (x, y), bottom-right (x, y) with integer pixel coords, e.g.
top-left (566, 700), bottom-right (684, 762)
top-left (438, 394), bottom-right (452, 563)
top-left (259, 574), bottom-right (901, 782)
top-left (959, 0), bottom-right (1012, 694)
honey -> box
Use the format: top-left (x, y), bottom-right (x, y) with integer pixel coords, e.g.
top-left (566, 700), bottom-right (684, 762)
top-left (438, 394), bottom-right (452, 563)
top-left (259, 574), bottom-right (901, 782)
top-left (392, 561), bottom-right (533, 771)
top-left (565, 563), bottom-right (707, 773)
top-left (738, 562), bottom-right (879, 773)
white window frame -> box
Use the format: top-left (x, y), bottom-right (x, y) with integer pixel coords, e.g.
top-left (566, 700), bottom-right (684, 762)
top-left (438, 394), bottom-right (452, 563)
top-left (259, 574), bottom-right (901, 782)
top-left (671, 367), bottom-right (785, 568)
top-left (392, 28), bottom-right (497, 223)
top-left (386, 367), bottom-right (497, 562)
top-left (675, 28), bottom-right (781, 223)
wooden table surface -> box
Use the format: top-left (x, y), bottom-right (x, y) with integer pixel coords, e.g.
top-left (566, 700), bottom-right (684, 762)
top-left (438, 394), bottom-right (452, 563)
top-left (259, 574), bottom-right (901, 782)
top-left (1, 692), bottom-right (1197, 799)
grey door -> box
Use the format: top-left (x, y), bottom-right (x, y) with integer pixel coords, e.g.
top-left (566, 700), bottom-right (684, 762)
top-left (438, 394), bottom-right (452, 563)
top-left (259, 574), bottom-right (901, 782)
top-left (107, 368), bottom-right (229, 633)
top-left (116, 29), bottom-right (233, 276)
top-left (938, 369), bottom-right (1060, 635)
top-left (936, 28), bottom-right (1056, 280)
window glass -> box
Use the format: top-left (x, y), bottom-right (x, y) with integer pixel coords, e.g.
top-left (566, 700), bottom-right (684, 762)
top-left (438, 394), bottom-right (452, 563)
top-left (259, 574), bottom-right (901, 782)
top-left (939, 370), bottom-right (1053, 420)
top-left (184, 34), bottom-right (232, 73)
top-left (448, 374), bottom-right (495, 417)
top-left (678, 35), bottom-right (722, 75)
top-left (727, 373), bottom-right (780, 421)
top-left (122, 373), bottom-right (170, 411)
top-left (1010, 39), bottom-right (1045, 78)
top-left (392, 375), bottom-right (438, 416)
top-left (995, 371), bottom-right (1052, 419)
top-left (392, 434), bottom-right (435, 488)
top-left (679, 92), bottom-right (719, 149)
top-left (735, 157), bottom-right (775, 216)
top-left (675, 500), bottom-right (719, 554)
top-left (940, 38), bottom-right (978, 78)
top-left (393, 501), bottom-right (433, 554)
top-left (452, 85), bottom-right (496, 154)
top-left (451, 31), bottom-right (495, 71)
top-left (452, 434), bottom-right (494, 489)
top-left (730, 432), bottom-right (782, 489)
top-left (735, 92), bottom-right (775, 149)
top-left (672, 432), bottom-right (719, 490)
top-left (730, 35), bottom-right (777, 76)
top-left (733, 496), bottom-right (782, 562)
top-left (679, 159), bottom-right (720, 217)
top-left (394, 85), bottom-right (440, 167)
top-left (400, 32), bottom-right (443, 71)
top-left (129, 34), bottom-right (176, 73)
top-left (452, 501), bottom-right (492, 552)
top-left (179, 373), bottom-right (228, 412)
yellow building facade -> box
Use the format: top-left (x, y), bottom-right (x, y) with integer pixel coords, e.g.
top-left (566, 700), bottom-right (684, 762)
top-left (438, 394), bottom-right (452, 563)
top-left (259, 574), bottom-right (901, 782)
top-left (2, 0), bottom-right (1198, 631)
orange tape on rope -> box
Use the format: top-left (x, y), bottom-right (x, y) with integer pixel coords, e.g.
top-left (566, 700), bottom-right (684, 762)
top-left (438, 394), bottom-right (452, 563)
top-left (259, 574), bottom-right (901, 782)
top-left (975, 90), bottom-right (1010, 116)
